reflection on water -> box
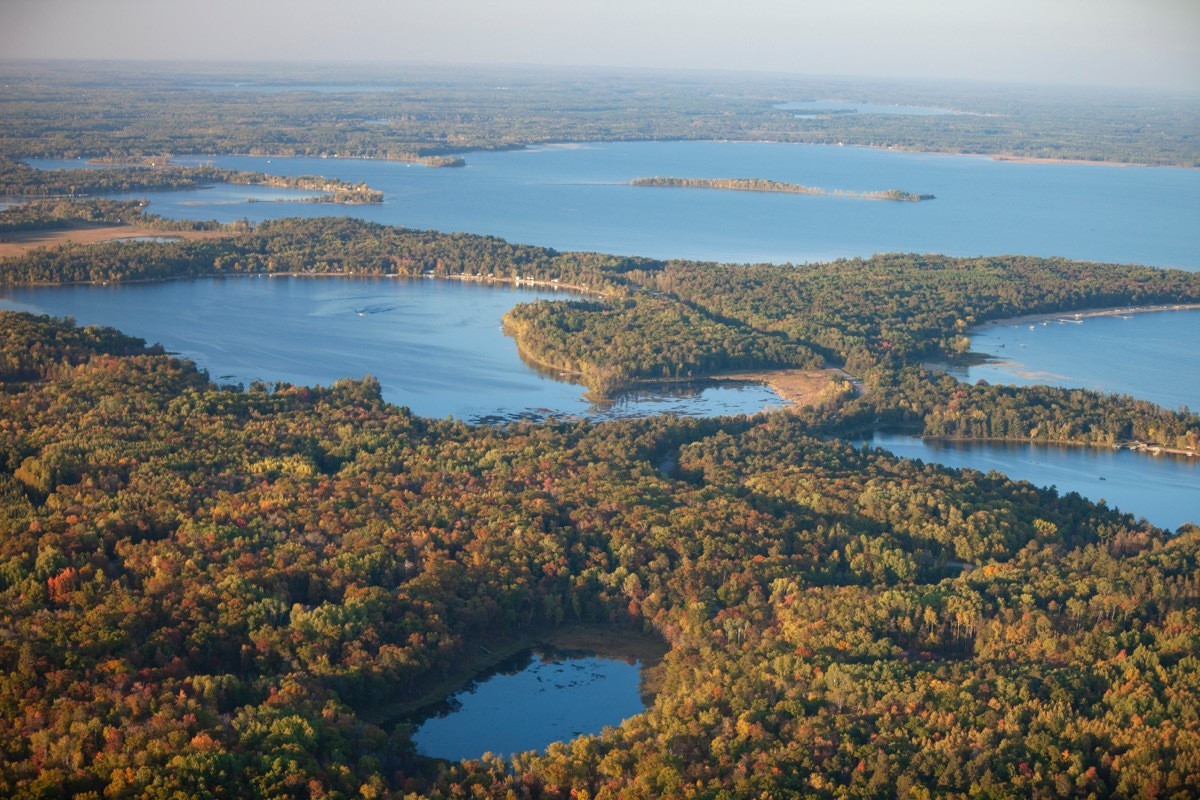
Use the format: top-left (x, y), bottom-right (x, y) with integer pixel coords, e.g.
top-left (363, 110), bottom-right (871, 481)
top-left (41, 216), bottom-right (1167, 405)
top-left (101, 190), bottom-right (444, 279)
top-left (409, 646), bottom-right (646, 762)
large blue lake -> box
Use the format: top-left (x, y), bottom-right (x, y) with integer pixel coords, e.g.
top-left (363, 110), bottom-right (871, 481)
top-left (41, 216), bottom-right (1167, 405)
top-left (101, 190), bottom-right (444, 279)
top-left (51, 141), bottom-right (1197, 270)
top-left (12, 143), bottom-right (1200, 528)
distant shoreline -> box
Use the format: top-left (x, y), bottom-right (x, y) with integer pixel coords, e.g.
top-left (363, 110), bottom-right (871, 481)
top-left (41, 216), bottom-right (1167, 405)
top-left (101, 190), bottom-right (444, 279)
top-left (172, 141), bottom-right (1192, 171)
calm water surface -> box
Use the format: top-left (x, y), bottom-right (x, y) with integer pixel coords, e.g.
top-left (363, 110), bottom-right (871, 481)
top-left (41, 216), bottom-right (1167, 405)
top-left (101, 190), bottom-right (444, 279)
top-left (870, 433), bottom-right (1198, 531)
top-left (411, 648), bottom-right (645, 762)
top-left (0, 277), bottom-right (782, 423)
top-left (48, 141), bottom-right (1193, 270)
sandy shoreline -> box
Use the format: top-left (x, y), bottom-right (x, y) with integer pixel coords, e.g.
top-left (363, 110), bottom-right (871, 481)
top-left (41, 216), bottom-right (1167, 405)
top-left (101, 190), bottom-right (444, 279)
top-left (715, 367), bottom-right (863, 409)
top-left (974, 303), bottom-right (1200, 331)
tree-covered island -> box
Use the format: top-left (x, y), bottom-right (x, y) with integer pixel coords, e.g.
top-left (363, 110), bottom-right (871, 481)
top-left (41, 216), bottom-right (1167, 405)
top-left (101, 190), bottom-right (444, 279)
top-left (631, 176), bottom-right (935, 202)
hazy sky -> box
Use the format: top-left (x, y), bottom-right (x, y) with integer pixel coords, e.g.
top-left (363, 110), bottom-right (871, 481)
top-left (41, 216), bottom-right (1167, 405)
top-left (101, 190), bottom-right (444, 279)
top-left (4, 0), bottom-right (1198, 91)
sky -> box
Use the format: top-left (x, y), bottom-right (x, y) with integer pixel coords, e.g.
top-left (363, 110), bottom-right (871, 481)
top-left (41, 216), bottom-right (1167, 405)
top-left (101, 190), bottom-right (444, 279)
top-left (3, 0), bottom-right (1198, 92)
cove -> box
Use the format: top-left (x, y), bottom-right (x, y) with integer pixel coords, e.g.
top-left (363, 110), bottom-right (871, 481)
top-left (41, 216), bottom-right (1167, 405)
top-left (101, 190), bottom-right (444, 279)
top-left (869, 433), bottom-right (1198, 532)
top-left (0, 277), bottom-right (783, 423)
top-left (950, 309), bottom-right (1200, 411)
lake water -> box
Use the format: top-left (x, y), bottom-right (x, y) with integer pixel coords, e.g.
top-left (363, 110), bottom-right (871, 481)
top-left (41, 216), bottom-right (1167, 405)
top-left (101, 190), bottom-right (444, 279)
top-left (952, 310), bottom-right (1200, 411)
top-left (42, 141), bottom-right (1192, 270)
top-left (0, 277), bottom-right (783, 423)
top-left (869, 433), bottom-right (1198, 532)
top-left (410, 647), bottom-right (646, 761)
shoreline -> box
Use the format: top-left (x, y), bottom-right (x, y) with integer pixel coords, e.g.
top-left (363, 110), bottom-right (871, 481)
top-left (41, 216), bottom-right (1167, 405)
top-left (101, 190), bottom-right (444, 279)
top-left (173, 140), bottom-right (1192, 171)
top-left (360, 622), bottom-right (667, 727)
top-left (1, 268), bottom-right (610, 294)
top-left (440, 271), bottom-right (608, 298)
top-left (974, 303), bottom-right (1200, 332)
top-left (630, 176), bottom-right (932, 202)
top-left (908, 434), bottom-right (1198, 461)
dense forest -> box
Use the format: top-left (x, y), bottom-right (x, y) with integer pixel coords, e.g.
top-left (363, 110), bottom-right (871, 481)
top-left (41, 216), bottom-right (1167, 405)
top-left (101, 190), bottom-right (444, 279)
top-left (0, 312), bottom-right (1196, 799)
top-left (0, 158), bottom-right (382, 204)
top-left (0, 199), bottom-right (222, 235)
top-left (1, 62), bottom-right (1198, 798)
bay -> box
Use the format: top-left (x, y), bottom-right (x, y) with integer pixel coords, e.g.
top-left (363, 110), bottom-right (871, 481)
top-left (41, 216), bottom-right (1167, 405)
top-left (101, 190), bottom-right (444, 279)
top-left (0, 277), bottom-right (782, 423)
top-left (869, 433), bottom-right (1198, 532)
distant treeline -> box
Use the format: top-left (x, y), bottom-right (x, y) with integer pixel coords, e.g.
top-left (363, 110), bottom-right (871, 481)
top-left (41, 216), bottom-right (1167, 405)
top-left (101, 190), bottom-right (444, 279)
top-left (1, 63), bottom-right (1197, 166)
top-left (0, 199), bottom-right (225, 235)
top-left (0, 157), bottom-right (382, 203)
top-left (632, 176), bottom-right (934, 202)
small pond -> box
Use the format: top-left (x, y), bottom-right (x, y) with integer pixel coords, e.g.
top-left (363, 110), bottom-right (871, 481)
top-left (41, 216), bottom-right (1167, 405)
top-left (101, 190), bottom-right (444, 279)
top-left (408, 643), bottom-right (654, 762)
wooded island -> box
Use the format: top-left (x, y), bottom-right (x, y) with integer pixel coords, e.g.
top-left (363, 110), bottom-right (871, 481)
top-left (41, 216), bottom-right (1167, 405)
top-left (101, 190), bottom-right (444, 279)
top-left (631, 176), bottom-right (935, 202)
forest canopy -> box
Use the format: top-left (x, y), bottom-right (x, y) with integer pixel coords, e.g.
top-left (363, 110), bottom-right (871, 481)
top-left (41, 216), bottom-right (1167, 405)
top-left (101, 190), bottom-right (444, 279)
top-left (0, 312), bottom-right (1196, 798)
top-left (1, 61), bottom-right (1198, 799)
